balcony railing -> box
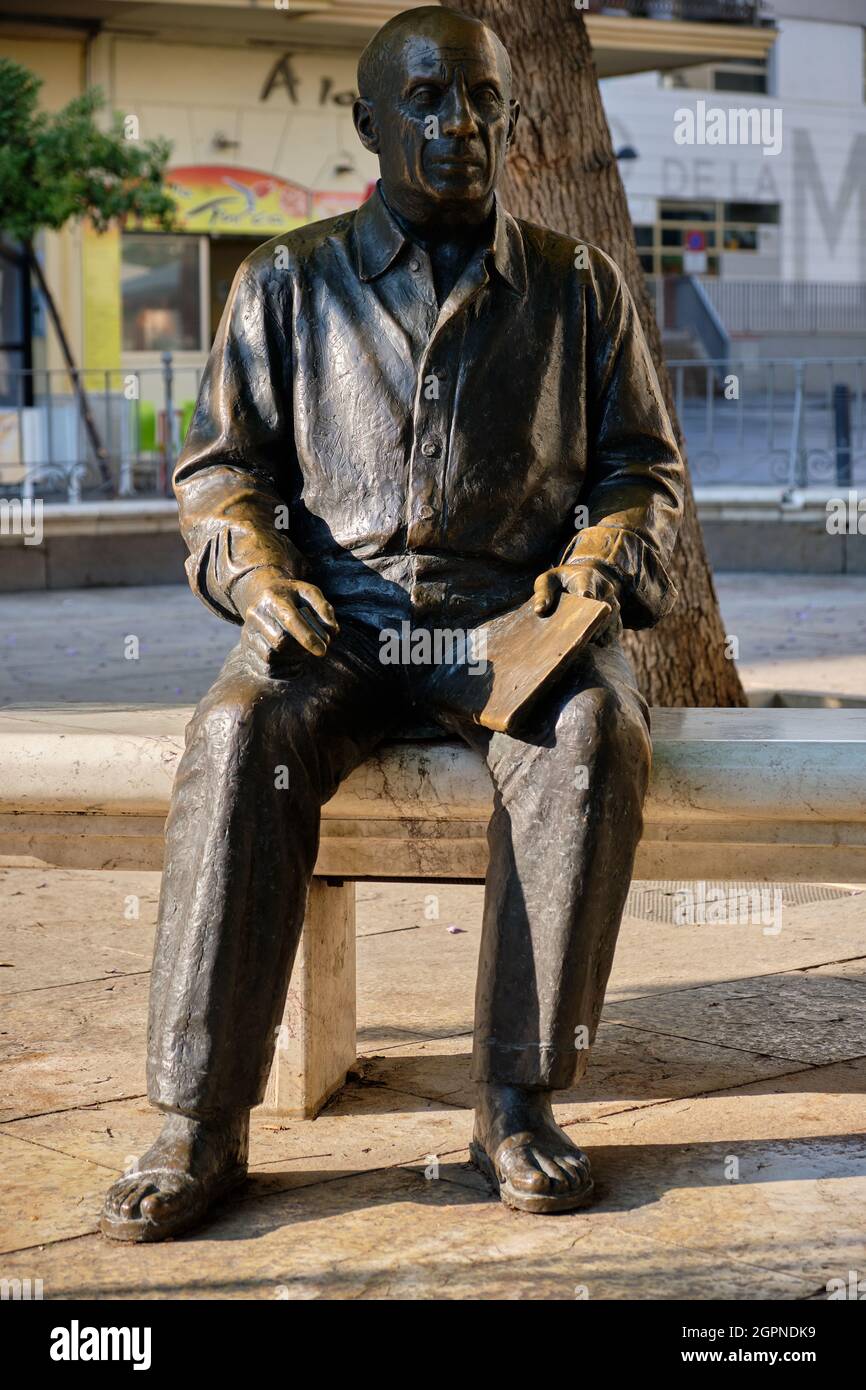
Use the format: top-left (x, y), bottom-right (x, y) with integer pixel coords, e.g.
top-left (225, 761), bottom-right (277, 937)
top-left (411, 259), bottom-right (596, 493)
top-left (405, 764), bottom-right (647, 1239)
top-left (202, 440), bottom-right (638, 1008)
top-left (669, 357), bottom-right (866, 488)
top-left (648, 278), bottom-right (866, 337)
top-left (697, 280), bottom-right (866, 336)
top-left (0, 357), bottom-right (202, 503)
top-left (587, 1), bottom-right (762, 23)
top-left (1, 353), bottom-right (865, 502)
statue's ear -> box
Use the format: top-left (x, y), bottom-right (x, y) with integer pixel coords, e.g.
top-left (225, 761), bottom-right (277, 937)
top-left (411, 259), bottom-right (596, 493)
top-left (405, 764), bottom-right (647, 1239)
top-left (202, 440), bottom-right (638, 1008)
top-left (353, 98), bottom-right (380, 154)
top-left (507, 100), bottom-right (520, 150)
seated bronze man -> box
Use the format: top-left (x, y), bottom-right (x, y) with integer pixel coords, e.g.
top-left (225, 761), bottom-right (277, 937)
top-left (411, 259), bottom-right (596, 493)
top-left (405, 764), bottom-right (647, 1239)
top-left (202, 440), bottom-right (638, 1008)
top-left (102, 4), bottom-right (683, 1241)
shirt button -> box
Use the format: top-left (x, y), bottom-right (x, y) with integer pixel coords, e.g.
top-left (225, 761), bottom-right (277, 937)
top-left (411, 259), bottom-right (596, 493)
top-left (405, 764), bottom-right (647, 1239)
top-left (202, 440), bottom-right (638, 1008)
top-left (421, 439), bottom-right (441, 458)
top-left (418, 504), bottom-right (435, 521)
top-left (409, 258), bottom-right (421, 272)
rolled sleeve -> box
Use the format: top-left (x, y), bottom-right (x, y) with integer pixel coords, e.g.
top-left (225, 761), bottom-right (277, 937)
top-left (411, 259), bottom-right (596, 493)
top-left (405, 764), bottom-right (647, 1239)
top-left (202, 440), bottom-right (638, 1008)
top-left (173, 259), bottom-right (304, 624)
top-left (562, 249), bottom-right (684, 629)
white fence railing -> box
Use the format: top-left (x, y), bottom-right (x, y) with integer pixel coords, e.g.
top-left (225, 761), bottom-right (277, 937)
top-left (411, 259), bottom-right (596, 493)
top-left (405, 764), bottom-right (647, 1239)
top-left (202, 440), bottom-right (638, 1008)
top-left (2, 353), bottom-right (865, 500)
top-left (0, 355), bottom-right (203, 502)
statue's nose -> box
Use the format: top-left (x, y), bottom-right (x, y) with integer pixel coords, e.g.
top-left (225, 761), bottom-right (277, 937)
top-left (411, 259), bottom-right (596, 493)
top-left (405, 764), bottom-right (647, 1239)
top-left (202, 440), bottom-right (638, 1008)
top-left (440, 80), bottom-right (478, 137)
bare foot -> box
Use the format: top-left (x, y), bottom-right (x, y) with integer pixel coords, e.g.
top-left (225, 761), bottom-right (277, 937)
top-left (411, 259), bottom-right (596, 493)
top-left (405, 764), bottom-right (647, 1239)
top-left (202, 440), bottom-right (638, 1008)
top-left (471, 1082), bottom-right (593, 1214)
top-left (100, 1111), bottom-right (249, 1243)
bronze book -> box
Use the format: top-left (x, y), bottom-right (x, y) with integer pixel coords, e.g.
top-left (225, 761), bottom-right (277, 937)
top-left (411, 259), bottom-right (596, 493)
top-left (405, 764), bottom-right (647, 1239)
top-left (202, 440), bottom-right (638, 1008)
top-left (430, 593), bottom-right (612, 735)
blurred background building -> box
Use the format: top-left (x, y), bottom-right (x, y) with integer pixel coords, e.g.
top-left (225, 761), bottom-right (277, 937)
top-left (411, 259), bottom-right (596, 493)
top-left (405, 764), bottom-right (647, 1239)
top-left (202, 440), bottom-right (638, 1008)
top-left (602, 1), bottom-right (866, 357)
top-left (0, 0), bottom-right (864, 580)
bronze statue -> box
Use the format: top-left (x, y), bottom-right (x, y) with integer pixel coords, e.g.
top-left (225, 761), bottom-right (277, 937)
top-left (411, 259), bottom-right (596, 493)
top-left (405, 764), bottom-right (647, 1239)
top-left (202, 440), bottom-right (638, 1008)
top-left (101, 4), bottom-right (683, 1241)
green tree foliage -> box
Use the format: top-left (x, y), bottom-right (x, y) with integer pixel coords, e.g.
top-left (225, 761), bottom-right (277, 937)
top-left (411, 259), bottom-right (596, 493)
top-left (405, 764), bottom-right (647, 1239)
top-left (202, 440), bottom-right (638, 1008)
top-left (0, 58), bottom-right (176, 240)
top-left (0, 58), bottom-right (178, 489)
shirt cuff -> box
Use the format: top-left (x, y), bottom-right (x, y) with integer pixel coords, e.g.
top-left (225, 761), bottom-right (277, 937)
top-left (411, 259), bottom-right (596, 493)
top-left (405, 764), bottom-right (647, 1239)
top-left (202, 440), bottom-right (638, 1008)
top-left (185, 525), bottom-right (305, 625)
top-left (562, 524), bottom-right (678, 629)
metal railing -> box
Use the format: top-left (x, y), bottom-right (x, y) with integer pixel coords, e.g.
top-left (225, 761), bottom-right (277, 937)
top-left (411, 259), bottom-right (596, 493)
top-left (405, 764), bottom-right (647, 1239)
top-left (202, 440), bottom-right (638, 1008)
top-left (669, 356), bottom-right (866, 487)
top-left (1, 353), bottom-right (864, 502)
top-left (697, 280), bottom-right (866, 335)
top-left (673, 277), bottom-right (731, 370)
top-left (587, 0), bottom-right (762, 22)
top-left (649, 276), bottom-right (866, 337)
top-left (0, 354), bottom-right (204, 503)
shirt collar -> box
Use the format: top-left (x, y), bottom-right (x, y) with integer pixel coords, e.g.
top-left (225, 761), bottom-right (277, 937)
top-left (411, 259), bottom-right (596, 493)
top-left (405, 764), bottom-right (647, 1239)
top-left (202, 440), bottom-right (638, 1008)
top-left (353, 181), bottom-right (527, 297)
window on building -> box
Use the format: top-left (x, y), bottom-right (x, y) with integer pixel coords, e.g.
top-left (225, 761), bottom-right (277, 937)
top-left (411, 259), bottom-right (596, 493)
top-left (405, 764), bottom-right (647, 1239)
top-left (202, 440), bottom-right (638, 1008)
top-left (661, 57), bottom-right (769, 95)
top-left (635, 200), bottom-right (779, 275)
top-left (121, 234), bottom-right (204, 353)
top-left (0, 247), bottom-right (32, 408)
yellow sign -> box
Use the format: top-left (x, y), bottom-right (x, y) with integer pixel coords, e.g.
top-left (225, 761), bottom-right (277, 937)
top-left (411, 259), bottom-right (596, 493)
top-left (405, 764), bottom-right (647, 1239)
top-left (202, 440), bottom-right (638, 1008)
top-left (83, 221), bottom-right (121, 381)
top-left (167, 165), bottom-right (365, 235)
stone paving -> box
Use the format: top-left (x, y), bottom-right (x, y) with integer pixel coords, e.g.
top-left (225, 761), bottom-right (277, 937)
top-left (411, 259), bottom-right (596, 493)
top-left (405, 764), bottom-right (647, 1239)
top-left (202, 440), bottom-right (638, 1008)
top-left (1, 572), bottom-right (865, 709)
top-left (1, 870), bottom-right (864, 1299)
top-left (0, 576), bottom-right (864, 1298)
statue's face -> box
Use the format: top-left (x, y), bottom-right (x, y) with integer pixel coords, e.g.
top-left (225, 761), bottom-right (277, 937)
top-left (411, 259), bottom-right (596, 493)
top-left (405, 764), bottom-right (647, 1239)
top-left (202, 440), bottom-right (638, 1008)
top-left (355, 19), bottom-right (517, 218)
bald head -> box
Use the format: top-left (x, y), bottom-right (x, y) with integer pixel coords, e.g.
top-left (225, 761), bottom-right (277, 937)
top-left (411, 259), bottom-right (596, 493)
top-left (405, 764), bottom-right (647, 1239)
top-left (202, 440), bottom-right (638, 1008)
top-left (353, 4), bottom-right (519, 231)
top-left (358, 6), bottom-right (512, 102)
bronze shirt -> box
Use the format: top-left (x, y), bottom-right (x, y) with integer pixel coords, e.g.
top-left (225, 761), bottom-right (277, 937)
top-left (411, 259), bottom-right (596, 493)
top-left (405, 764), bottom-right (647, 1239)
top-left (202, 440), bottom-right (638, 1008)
top-left (173, 184), bottom-right (684, 631)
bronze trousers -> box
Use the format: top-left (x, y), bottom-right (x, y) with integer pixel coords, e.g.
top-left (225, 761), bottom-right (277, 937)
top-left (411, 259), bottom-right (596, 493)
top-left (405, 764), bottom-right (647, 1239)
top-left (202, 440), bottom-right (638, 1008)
top-left (147, 617), bottom-right (651, 1116)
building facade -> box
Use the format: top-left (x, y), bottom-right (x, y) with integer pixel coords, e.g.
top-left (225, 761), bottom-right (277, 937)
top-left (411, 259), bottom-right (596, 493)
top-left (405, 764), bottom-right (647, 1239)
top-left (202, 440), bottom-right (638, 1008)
top-left (1, 0), bottom-right (864, 493)
top-left (1, 1), bottom-right (796, 376)
top-left (602, 1), bottom-right (866, 285)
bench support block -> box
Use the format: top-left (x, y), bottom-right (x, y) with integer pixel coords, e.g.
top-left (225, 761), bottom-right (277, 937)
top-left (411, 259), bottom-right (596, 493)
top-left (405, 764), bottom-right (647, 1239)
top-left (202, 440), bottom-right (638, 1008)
top-left (260, 878), bottom-right (357, 1119)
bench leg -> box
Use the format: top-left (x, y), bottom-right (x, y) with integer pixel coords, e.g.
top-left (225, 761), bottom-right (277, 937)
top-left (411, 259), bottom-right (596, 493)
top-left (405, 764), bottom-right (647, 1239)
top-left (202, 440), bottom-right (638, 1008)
top-left (261, 878), bottom-right (357, 1119)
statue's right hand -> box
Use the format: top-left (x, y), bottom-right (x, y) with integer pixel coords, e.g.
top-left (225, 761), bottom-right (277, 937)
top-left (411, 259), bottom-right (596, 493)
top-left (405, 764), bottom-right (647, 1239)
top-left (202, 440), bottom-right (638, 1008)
top-left (233, 567), bottom-right (339, 664)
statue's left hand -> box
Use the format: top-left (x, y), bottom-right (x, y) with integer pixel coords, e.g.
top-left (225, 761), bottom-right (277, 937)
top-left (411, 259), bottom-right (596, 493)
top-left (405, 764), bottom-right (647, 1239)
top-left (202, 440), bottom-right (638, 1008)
top-left (532, 564), bottom-right (622, 640)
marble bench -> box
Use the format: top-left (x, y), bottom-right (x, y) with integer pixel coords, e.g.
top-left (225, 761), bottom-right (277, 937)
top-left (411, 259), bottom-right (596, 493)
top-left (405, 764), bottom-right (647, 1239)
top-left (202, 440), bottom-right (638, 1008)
top-left (1, 705), bottom-right (865, 1117)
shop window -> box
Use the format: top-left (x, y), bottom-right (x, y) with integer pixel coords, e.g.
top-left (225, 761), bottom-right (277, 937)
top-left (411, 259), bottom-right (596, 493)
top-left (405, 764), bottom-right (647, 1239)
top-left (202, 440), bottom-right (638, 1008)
top-left (638, 199), bottom-right (779, 276)
top-left (634, 226), bottom-right (654, 275)
top-left (660, 201), bottom-right (715, 223)
top-left (722, 227), bottom-right (758, 252)
top-left (661, 57), bottom-right (769, 96)
top-left (122, 234), bottom-right (204, 353)
top-left (0, 247), bottom-right (32, 407)
top-left (723, 202), bottom-right (779, 225)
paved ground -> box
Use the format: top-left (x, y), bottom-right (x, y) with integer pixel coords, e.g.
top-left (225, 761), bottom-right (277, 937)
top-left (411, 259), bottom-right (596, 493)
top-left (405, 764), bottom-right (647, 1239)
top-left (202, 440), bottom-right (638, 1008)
top-left (677, 398), bottom-right (866, 489)
top-left (1, 575), bottom-right (864, 1299)
top-left (716, 574), bottom-right (866, 702)
top-left (1, 572), bottom-right (865, 708)
top-left (1, 869), bottom-right (864, 1299)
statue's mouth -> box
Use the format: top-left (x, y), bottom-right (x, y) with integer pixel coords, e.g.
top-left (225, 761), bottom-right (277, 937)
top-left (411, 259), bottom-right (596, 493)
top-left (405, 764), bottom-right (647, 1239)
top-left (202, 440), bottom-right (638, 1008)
top-left (430, 155), bottom-right (484, 171)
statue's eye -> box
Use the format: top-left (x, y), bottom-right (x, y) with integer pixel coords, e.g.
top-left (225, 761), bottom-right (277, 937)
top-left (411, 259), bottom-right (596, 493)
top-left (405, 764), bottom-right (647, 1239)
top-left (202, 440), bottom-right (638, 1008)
top-left (411, 85), bottom-right (440, 104)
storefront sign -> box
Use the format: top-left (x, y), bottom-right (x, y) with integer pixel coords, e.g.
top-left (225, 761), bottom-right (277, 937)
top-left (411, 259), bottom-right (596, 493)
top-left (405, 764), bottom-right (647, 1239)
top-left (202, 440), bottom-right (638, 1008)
top-left (260, 53), bottom-right (357, 107)
top-left (166, 166), bottom-right (361, 234)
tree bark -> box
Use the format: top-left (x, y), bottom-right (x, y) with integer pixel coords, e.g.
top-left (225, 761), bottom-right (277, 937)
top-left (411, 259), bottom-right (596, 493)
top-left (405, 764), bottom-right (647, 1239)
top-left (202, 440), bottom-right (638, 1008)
top-left (460, 0), bottom-right (746, 706)
top-left (25, 242), bottom-right (114, 494)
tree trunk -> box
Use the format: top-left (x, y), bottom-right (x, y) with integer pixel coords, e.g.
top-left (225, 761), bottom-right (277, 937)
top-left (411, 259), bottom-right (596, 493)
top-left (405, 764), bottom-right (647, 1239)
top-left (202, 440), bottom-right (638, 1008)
top-left (460, 0), bottom-right (746, 706)
top-left (25, 242), bottom-right (114, 495)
